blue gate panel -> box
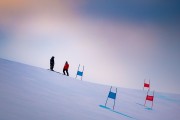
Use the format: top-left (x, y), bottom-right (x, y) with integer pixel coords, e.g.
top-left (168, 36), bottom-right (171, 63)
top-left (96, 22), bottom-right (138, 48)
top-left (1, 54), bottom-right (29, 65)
top-left (108, 92), bottom-right (116, 99)
top-left (77, 71), bottom-right (83, 76)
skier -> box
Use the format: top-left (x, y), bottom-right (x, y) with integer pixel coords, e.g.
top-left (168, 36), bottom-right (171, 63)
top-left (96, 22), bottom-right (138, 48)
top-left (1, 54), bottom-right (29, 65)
top-left (50, 56), bottom-right (55, 71)
top-left (63, 61), bottom-right (69, 76)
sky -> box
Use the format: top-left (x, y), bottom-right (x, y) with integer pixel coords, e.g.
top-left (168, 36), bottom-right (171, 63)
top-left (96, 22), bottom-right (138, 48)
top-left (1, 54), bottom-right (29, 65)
top-left (0, 0), bottom-right (180, 94)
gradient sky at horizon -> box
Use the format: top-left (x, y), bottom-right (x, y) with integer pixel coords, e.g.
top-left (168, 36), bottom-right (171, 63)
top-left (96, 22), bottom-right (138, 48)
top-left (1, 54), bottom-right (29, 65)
top-left (0, 0), bottom-right (180, 94)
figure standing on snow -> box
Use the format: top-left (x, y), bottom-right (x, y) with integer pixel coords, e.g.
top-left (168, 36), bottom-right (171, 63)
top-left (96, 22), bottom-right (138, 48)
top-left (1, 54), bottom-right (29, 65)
top-left (63, 61), bottom-right (69, 76)
top-left (50, 56), bottom-right (55, 71)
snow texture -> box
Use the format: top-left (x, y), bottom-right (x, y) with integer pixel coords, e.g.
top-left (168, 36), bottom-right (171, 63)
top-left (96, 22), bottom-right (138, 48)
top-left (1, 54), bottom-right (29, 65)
top-left (0, 58), bottom-right (180, 120)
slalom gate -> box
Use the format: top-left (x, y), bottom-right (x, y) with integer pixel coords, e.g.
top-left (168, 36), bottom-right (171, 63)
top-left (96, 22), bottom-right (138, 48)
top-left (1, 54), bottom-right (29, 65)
top-left (105, 86), bottom-right (118, 110)
top-left (144, 89), bottom-right (155, 108)
top-left (75, 64), bottom-right (84, 80)
top-left (143, 79), bottom-right (150, 90)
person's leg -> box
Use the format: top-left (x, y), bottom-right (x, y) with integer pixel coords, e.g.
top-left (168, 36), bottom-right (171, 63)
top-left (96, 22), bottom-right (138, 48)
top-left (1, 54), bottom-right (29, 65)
top-left (52, 65), bottom-right (54, 71)
top-left (63, 69), bottom-right (66, 75)
top-left (66, 69), bottom-right (69, 76)
top-left (50, 64), bottom-right (53, 70)
top-left (50, 63), bottom-right (54, 71)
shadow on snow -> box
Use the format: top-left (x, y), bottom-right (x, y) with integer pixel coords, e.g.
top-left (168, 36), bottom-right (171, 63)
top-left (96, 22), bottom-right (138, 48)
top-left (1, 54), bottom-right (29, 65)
top-left (136, 103), bottom-right (153, 111)
top-left (99, 105), bottom-right (137, 120)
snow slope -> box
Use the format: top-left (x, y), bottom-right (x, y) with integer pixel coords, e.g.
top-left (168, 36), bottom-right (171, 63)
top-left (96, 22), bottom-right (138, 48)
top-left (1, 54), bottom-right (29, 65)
top-left (0, 58), bottom-right (180, 120)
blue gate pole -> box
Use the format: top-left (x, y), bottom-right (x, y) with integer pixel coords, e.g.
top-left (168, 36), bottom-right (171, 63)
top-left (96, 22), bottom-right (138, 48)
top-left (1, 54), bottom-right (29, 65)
top-left (105, 86), bottom-right (112, 107)
top-left (75, 64), bottom-right (80, 79)
top-left (113, 88), bottom-right (117, 110)
top-left (81, 66), bottom-right (84, 80)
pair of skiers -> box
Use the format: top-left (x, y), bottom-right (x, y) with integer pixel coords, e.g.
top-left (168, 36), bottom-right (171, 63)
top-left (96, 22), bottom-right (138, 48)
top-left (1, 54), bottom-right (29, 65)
top-left (50, 56), bottom-right (69, 76)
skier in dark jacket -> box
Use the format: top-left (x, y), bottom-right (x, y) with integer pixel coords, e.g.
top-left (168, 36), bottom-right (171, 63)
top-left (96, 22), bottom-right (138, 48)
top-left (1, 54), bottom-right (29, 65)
top-left (50, 56), bottom-right (55, 71)
top-left (63, 61), bottom-right (69, 76)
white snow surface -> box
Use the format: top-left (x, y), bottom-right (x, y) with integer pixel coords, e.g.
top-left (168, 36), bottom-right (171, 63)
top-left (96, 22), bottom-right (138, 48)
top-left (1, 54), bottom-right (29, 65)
top-left (0, 58), bottom-right (180, 120)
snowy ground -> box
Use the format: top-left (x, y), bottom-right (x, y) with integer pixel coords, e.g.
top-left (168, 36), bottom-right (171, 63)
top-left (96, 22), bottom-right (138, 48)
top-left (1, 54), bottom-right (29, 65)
top-left (0, 58), bottom-right (180, 120)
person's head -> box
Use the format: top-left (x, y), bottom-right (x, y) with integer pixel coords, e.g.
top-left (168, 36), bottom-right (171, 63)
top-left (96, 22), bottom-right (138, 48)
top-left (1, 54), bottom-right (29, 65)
top-left (66, 61), bottom-right (68, 64)
top-left (52, 56), bottom-right (54, 58)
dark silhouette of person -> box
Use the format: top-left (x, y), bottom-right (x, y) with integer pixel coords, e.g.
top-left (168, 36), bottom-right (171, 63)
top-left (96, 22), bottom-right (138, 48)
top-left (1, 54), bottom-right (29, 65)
top-left (50, 56), bottom-right (55, 71)
top-left (63, 61), bottom-right (69, 76)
